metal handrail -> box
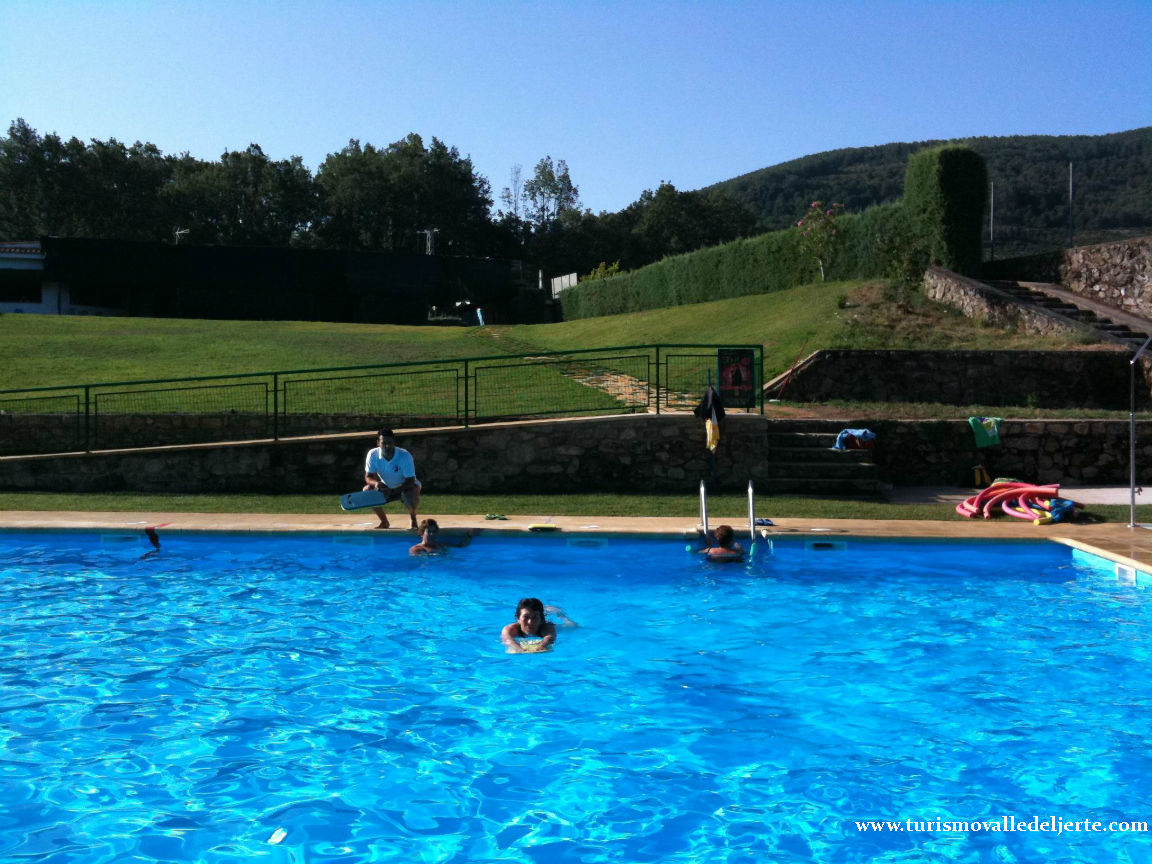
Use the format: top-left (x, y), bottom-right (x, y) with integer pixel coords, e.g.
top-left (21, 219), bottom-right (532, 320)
top-left (0, 343), bottom-right (765, 455)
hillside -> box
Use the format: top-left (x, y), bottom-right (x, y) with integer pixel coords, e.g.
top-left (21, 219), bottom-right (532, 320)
top-left (706, 128), bottom-right (1152, 258)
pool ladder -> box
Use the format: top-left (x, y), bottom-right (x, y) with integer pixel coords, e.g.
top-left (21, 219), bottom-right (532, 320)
top-left (698, 479), bottom-right (773, 555)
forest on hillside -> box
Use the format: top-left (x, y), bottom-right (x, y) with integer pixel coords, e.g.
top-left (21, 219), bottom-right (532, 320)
top-left (708, 128), bottom-right (1152, 259)
top-left (2, 119), bottom-right (1148, 275)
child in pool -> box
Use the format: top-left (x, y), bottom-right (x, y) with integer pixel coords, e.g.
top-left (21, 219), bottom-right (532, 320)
top-left (700, 524), bottom-right (744, 561)
top-left (409, 519), bottom-right (473, 556)
top-left (500, 597), bottom-right (576, 653)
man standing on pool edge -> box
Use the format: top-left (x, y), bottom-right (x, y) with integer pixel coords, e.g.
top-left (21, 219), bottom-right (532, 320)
top-left (363, 428), bottom-right (421, 530)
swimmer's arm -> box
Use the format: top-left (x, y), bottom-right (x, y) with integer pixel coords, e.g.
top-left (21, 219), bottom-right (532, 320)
top-left (501, 623), bottom-right (525, 652)
top-left (544, 605), bottom-right (578, 628)
top-left (538, 622), bottom-right (558, 648)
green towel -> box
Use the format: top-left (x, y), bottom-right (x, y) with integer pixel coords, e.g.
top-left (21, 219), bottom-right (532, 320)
top-left (969, 416), bottom-right (1002, 448)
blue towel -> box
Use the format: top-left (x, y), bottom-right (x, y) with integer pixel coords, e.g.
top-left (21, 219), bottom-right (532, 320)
top-left (833, 428), bottom-right (876, 451)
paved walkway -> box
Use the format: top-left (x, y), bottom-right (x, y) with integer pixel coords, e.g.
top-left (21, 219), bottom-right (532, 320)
top-left (891, 484), bottom-right (1152, 505)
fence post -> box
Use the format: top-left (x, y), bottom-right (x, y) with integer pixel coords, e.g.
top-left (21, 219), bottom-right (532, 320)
top-left (272, 373), bottom-right (280, 441)
top-left (655, 346), bottom-right (662, 415)
top-left (758, 346), bottom-right (765, 414)
top-left (463, 360), bottom-right (470, 427)
top-left (83, 386), bottom-right (91, 452)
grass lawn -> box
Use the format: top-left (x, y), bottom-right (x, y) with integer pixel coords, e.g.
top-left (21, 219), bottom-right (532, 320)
top-left (0, 315), bottom-right (504, 390)
top-left (0, 279), bottom-right (1104, 393)
top-left (0, 492), bottom-right (1145, 524)
top-left (511, 279), bottom-right (1105, 378)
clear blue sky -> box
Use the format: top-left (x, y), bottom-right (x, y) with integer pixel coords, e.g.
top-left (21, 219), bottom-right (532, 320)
top-left (2, 0), bottom-right (1148, 215)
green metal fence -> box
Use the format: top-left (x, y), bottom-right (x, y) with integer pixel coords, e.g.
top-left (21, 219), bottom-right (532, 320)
top-left (0, 344), bottom-right (762, 456)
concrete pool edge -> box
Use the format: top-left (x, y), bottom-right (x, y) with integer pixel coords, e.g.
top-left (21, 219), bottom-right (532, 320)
top-left (2, 510), bottom-right (1152, 576)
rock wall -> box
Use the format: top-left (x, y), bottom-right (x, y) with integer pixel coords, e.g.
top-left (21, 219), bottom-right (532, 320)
top-left (0, 412), bottom-right (463, 457)
top-left (767, 348), bottom-right (1134, 409)
top-left (1, 413), bottom-right (1149, 494)
top-left (1061, 237), bottom-right (1152, 318)
top-left (786, 418), bottom-right (1147, 487)
top-left (0, 416), bottom-right (767, 496)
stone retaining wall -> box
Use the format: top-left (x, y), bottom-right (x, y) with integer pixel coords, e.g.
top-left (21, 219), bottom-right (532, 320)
top-left (0, 412), bottom-right (463, 456)
top-left (767, 348), bottom-right (1135, 409)
top-left (1061, 237), bottom-right (1152, 318)
top-left (1, 414), bottom-right (1148, 494)
top-left (788, 418), bottom-right (1148, 487)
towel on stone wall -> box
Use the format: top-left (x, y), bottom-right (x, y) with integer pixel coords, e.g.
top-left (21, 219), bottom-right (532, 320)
top-left (832, 428), bottom-right (876, 451)
top-left (969, 416), bottom-right (1002, 448)
top-left (694, 385), bottom-right (725, 452)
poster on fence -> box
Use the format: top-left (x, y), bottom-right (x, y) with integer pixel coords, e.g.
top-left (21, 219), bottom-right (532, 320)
top-left (717, 348), bottom-right (755, 409)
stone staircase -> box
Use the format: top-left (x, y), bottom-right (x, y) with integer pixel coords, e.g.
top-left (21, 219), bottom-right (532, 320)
top-left (760, 420), bottom-right (888, 498)
top-left (983, 280), bottom-right (1152, 347)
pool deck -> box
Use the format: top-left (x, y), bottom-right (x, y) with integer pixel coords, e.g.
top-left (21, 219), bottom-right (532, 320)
top-left (4, 503), bottom-right (1152, 575)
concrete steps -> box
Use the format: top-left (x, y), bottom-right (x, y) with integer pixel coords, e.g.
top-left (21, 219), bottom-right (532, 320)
top-left (983, 280), bottom-right (1152, 346)
top-left (761, 423), bottom-right (887, 497)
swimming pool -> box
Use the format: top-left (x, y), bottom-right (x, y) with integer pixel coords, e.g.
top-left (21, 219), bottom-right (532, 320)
top-left (2, 531), bottom-right (1150, 862)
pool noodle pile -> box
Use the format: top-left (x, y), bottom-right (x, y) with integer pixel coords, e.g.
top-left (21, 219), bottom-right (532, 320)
top-left (955, 480), bottom-right (1082, 525)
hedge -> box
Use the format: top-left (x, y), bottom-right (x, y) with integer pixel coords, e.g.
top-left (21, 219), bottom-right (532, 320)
top-left (561, 201), bottom-right (913, 319)
top-left (904, 145), bottom-right (988, 276)
top-left (560, 147), bottom-right (987, 320)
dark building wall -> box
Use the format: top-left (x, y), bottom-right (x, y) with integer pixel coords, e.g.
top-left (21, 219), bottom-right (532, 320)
top-left (38, 237), bottom-right (529, 324)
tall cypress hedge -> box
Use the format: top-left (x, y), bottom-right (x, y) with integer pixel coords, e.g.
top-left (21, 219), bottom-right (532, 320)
top-left (903, 145), bottom-right (987, 276)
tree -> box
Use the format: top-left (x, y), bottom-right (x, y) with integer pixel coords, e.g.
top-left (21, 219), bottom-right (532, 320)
top-left (0, 119), bottom-right (69, 239)
top-left (314, 134), bottom-right (492, 253)
top-left (797, 201), bottom-right (844, 280)
top-left (523, 156), bottom-right (579, 230)
top-left (499, 163), bottom-right (525, 222)
top-left (313, 139), bottom-right (393, 249)
top-left (78, 138), bottom-right (172, 240)
top-left (164, 145), bottom-right (315, 246)
top-left (0, 119), bottom-right (179, 242)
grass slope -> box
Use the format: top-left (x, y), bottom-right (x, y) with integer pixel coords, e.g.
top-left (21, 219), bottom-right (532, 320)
top-left (0, 278), bottom-right (1092, 391)
top-left (510, 279), bottom-right (1099, 375)
top-left (0, 315), bottom-right (504, 389)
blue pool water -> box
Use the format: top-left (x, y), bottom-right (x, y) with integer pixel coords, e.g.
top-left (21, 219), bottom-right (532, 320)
top-left (1, 531), bottom-right (1150, 863)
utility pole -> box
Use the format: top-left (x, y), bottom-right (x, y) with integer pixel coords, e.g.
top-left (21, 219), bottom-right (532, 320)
top-left (416, 229), bottom-right (439, 255)
top-left (1067, 162), bottom-right (1074, 249)
top-left (989, 181), bottom-right (995, 262)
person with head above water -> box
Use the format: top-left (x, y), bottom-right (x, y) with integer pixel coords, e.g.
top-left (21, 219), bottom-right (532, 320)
top-left (409, 518), bottom-right (473, 556)
top-left (501, 597), bottom-right (577, 653)
top-left (701, 524), bottom-right (744, 561)
top-left (363, 427), bottom-right (421, 530)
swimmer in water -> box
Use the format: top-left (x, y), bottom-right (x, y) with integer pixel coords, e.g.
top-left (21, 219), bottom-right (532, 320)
top-left (700, 524), bottom-right (744, 561)
top-left (409, 519), bottom-right (473, 556)
top-left (500, 597), bottom-right (576, 653)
